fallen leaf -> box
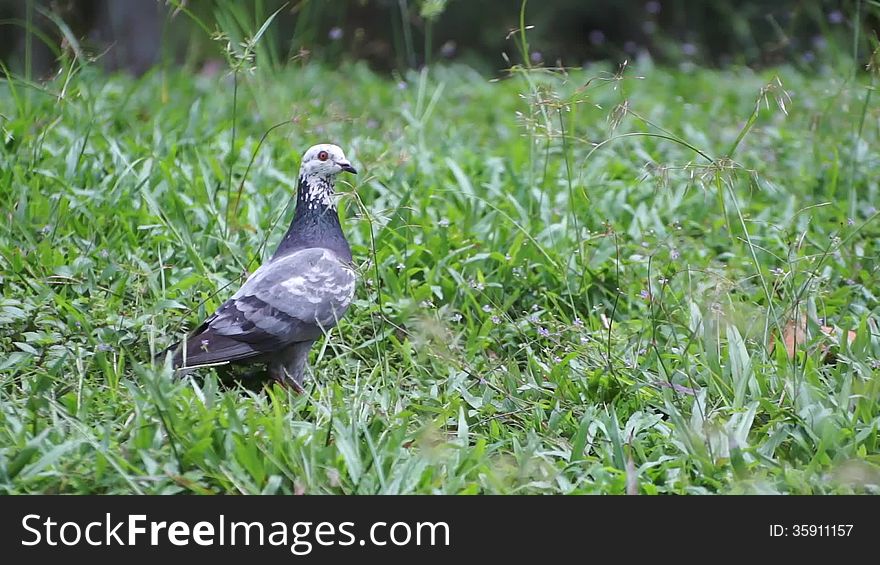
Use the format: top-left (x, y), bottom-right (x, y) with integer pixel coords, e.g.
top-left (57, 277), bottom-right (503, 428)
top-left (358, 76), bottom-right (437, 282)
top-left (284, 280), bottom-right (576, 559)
top-left (625, 452), bottom-right (639, 496)
top-left (769, 316), bottom-right (856, 360)
top-left (652, 380), bottom-right (699, 396)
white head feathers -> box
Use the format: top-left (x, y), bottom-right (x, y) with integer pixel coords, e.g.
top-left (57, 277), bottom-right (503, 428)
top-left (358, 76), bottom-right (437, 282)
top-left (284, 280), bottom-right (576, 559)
top-left (298, 143), bottom-right (357, 210)
top-left (299, 144), bottom-right (356, 178)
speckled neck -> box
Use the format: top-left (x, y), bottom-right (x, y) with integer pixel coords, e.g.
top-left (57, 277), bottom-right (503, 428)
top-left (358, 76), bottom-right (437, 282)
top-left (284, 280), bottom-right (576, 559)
top-left (299, 173), bottom-right (336, 211)
top-left (271, 174), bottom-right (352, 262)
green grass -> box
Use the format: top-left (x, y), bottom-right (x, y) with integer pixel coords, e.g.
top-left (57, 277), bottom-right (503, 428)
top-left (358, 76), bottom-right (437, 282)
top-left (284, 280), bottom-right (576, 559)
top-left (1, 56), bottom-right (879, 494)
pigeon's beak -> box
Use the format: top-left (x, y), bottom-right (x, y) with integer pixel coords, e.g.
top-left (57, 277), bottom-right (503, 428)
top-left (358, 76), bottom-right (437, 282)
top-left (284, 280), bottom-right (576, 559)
top-left (338, 161), bottom-right (357, 174)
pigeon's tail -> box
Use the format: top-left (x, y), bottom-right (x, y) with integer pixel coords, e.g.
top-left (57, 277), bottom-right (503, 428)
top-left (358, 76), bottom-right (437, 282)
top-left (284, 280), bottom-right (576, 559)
top-left (152, 340), bottom-right (183, 368)
top-left (155, 327), bottom-right (263, 373)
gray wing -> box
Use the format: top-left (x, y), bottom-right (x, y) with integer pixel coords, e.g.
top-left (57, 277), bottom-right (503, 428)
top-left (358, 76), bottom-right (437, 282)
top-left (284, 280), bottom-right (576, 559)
top-left (214, 248), bottom-right (356, 342)
top-left (175, 248), bottom-right (356, 367)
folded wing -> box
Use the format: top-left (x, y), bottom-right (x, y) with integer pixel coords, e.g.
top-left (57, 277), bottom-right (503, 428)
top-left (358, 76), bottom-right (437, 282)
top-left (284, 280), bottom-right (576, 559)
top-left (172, 248), bottom-right (356, 368)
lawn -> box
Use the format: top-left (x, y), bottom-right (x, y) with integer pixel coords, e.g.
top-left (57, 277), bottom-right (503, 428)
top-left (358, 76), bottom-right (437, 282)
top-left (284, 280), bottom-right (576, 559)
top-left (1, 55), bottom-right (878, 494)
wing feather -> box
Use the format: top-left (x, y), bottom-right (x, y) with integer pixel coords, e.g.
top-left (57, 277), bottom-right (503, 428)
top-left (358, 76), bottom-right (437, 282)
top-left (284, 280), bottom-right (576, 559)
top-left (173, 248), bottom-right (355, 368)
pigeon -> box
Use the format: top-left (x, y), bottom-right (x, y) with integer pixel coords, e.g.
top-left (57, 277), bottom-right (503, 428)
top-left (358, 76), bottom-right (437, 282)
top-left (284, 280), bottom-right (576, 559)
top-left (159, 143), bottom-right (358, 389)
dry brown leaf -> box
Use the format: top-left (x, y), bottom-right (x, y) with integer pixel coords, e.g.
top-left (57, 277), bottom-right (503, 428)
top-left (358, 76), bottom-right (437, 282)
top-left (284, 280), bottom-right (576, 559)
top-left (652, 380), bottom-right (699, 396)
top-left (625, 452), bottom-right (639, 496)
top-left (769, 317), bottom-right (856, 360)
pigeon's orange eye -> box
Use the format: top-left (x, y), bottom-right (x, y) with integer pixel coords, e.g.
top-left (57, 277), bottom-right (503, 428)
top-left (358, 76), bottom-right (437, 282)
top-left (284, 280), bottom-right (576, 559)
top-left (317, 150), bottom-right (329, 161)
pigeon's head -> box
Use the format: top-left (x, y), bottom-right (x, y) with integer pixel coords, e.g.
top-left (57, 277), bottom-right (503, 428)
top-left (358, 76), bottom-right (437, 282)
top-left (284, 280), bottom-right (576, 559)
top-left (299, 144), bottom-right (357, 179)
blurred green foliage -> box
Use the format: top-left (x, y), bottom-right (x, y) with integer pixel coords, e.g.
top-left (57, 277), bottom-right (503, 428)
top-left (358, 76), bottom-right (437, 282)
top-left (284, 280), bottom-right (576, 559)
top-left (0, 0), bottom-right (872, 76)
